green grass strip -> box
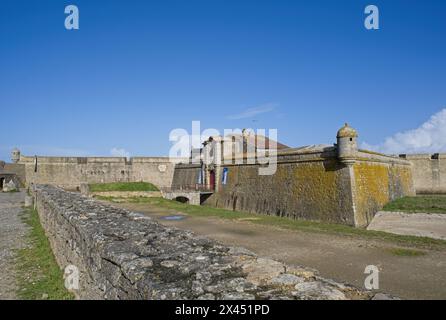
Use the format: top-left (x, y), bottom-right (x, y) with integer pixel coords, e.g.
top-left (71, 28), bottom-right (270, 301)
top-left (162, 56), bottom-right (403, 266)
top-left (16, 207), bottom-right (74, 300)
top-left (387, 248), bottom-right (426, 257)
top-left (89, 182), bottom-right (159, 192)
top-left (383, 195), bottom-right (446, 214)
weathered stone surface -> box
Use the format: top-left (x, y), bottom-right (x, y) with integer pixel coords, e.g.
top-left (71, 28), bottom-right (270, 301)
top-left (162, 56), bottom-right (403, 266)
top-left (175, 145), bottom-right (415, 228)
top-left (32, 185), bottom-right (371, 300)
top-left (269, 274), bottom-right (305, 287)
top-left (24, 195), bottom-right (33, 207)
top-left (293, 281), bottom-right (347, 300)
top-left (372, 293), bottom-right (401, 300)
top-left (19, 155), bottom-right (179, 190)
top-left (241, 258), bottom-right (285, 286)
top-left (405, 154), bottom-right (446, 194)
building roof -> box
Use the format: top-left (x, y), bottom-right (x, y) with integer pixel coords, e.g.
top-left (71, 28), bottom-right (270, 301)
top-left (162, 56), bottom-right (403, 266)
top-left (223, 133), bottom-right (290, 150)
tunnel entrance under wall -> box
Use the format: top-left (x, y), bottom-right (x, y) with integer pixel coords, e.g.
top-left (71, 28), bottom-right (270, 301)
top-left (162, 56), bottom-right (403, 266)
top-left (175, 196), bottom-right (190, 204)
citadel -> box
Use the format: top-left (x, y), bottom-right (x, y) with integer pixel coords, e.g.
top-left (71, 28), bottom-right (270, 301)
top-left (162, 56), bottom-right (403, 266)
top-left (1, 123), bottom-right (444, 228)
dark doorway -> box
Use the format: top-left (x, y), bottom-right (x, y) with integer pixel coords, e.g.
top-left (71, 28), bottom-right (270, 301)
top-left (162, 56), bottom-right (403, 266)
top-left (0, 178), bottom-right (4, 190)
top-left (175, 196), bottom-right (190, 204)
top-left (209, 170), bottom-right (215, 191)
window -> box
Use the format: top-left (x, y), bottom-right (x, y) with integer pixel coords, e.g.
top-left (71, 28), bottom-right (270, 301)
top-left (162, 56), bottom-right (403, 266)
top-left (222, 168), bottom-right (228, 185)
top-left (197, 170), bottom-right (203, 184)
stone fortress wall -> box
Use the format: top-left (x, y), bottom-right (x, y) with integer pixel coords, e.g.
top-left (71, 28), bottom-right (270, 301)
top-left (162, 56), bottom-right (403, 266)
top-left (173, 146), bottom-right (414, 228)
top-left (400, 154), bottom-right (446, 194)
top-left (15, 155), bottom-right (178, 190)
top-left (3, 124), bottom-right (443, 228)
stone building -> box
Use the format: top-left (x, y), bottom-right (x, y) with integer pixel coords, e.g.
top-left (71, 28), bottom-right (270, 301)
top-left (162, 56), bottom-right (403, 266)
top-left (196, 129), bottom-right (289, 191)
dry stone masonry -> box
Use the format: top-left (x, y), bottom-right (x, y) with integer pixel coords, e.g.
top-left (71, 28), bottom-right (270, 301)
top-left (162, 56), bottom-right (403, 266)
top-left (32, 185), bottom-right (374, 300)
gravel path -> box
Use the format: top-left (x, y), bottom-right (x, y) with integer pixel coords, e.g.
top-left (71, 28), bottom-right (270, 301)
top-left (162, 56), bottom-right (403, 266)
top-left (115, 202), bottom-right (446, 300)
top-left (0, 191), bottom-right (28, 299)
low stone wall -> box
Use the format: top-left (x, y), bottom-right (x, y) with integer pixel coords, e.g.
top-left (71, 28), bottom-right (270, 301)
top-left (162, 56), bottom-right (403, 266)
top-left (32, 185), bottom-right (372, 300)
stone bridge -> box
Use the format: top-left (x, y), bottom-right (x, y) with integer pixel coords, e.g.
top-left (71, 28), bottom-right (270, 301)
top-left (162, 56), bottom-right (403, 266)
top-left (161, 185), bottom-right (213, 205)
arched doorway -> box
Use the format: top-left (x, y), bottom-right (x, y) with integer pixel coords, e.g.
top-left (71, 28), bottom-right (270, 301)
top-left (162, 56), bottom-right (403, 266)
top-left (175, 196), bottom-right (190, 204)
top-left (209, 170), bottom-right (215, 191)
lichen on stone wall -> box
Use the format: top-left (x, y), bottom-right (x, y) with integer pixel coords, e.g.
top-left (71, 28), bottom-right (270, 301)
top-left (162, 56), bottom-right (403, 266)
top-left (204, 159), bottom-right (355, 225)
top-left (353, 162), bottom-right (414, 227)
top-left (353, 162), bottom-right (390, 227)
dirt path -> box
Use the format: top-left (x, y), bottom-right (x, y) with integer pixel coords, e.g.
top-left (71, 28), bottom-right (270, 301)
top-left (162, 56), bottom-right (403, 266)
top-left (0, 191), bottom-right (27, 300)
top-left (114, 202), bottom-right (446, 300)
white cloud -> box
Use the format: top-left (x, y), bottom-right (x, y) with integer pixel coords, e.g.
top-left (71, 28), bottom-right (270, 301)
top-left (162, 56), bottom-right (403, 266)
top-left (226, 103), bottom-right (278, 120)
top-left (362, 108), bottom-right (446, 154)
top-left (110, 147), bottom-right (130, 159)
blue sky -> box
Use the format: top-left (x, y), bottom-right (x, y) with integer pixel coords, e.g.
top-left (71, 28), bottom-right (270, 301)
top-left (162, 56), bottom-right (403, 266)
top-left (1, 0), bottom-right (445, 160)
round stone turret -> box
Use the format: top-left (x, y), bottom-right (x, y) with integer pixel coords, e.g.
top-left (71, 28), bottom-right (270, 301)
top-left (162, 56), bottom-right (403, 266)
top-left (11, 148), bottom-right (21, 163)
top-left (337, 123), bottom-right (358, 164)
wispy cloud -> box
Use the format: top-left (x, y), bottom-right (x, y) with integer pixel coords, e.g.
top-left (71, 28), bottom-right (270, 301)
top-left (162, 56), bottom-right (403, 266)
top-left (110, 147), bottom-right (131, 159)
top-left (226, 103), bottom-right (278, 120)
top-left (362, 108), bottom-right (446, 154)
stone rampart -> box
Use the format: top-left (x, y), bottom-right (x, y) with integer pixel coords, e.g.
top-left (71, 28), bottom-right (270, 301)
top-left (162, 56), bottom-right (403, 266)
top-left (32, 184), bottom-right (370, 300)
top-left (174, 147), bottom-right (414, 227)
top-left (19, 156), bottom-right (182, 190)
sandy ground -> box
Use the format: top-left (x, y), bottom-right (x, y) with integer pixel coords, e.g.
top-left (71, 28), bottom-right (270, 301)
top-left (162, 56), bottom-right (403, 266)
top-left (368, 211), bottom-right (446, 240)
top-left (0, 191), bottom-right (27, 300)
top-left (113, 202), bottom-right (446, 300)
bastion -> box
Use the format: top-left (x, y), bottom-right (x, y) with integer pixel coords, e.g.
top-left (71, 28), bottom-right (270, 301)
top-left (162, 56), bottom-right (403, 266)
top-left (172, 124), bottom-right (415, 227)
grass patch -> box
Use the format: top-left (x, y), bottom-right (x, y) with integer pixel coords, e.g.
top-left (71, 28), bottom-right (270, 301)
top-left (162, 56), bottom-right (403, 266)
top-left (16, 207), bottom-right (74, 300)
top-left (387, 248), bottom-right (426, 257)
top-left (89, 182), bottom-right (159, 192)
top-left (102, 196), bottom-right (446, 250)
top-left (383, 195), bottom-right (446, 214)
